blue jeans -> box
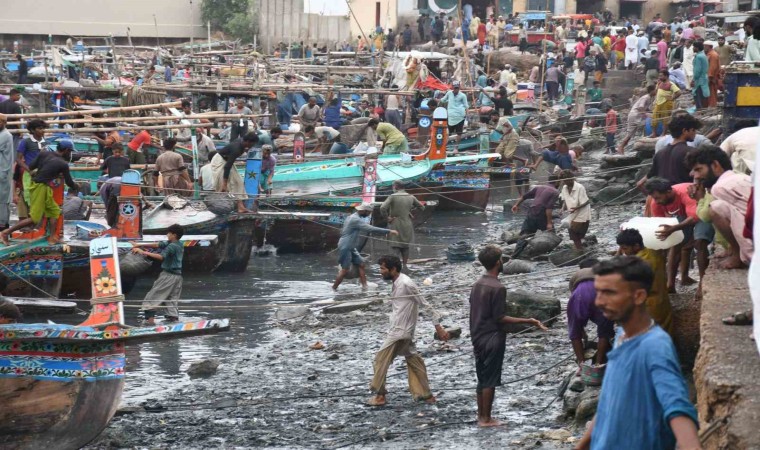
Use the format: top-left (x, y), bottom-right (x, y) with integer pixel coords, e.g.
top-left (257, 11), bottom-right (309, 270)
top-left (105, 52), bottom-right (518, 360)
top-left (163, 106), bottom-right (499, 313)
top-left (329, 142), bottom-right (350, 154)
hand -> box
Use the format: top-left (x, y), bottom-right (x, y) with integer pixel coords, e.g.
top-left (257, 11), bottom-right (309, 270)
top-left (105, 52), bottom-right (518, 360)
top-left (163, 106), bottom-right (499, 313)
top-left (131, 247), bottom-right (144, 255)
top-left (389, 230), bottom-right (399, 236)
top-left (569, 207), bottom-right (577, 213)
top-left (530, 318), bottom-right (548, 331)
top-left (655, 224), bottom-right (675, 240)
top-left (688, 181), bottom-right (705, 201)
top-left (511, 204), bottom-right (519, 213)
top-left (221, 181), bottom-right (229, 192)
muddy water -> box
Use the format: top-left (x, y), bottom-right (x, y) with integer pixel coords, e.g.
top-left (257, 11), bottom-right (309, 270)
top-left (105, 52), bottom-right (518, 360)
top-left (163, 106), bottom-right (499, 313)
top-left (86, 156), bottom-right (639, 449)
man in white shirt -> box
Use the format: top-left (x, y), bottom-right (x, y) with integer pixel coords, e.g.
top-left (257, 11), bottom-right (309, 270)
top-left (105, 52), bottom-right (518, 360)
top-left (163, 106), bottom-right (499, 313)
top-left (720, 125), bottom-right (759, 175)
top-left (559, 170), bottom-right (591, 250)
top-left (625, 28), bottom-right (639, 69)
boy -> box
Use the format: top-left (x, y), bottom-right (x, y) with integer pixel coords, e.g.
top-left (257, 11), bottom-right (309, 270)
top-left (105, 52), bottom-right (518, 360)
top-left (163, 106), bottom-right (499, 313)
top-left (133, 224), bottom-right (184, 325)
top-left (99, 143), bottom-right (130, 178)
top-left (587, 81), bottom-right (603, 103)
top-left (604, 103), bottom-right (618, 154)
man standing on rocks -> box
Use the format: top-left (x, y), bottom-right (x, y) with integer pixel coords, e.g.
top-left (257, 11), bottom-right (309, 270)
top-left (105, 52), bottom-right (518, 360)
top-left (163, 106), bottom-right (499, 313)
top-left (511, 175), bottom-right (560, 237)
top-left (559, 170), bottom-right (591, 250)
top-left (332, 204), bottom-right (397, 291)
top-left (380, 181), bottom-right (423, 271)
top-left (575, 256), bottom-right (700, 450)
top-left (618, 85), bottom-right (655, 154)
top-left (470, 245), bottom-right (546, 426)
top-left (367, 255), bottom-right (448, 406)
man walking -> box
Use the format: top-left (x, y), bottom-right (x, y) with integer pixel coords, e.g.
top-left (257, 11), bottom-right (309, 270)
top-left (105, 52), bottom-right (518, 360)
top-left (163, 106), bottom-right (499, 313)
top-left (380, 181), bottom-right (424, 270)
top-left (367, 255), bottom-right (448, 406)
top-left (559, 170), bottom-right (591, 250)
top-left (575, 256), bottom-right (700, 450)
top-left (132, 224), bottom-right (185, 325)
top-left (332, 204), bottom-right (397, 291)
top-left (470, 245), bottom-right (546, 426)
top-left (1, 140), bottom-right (79, 246)
top-left (0, 115), bottom-right (13, 230)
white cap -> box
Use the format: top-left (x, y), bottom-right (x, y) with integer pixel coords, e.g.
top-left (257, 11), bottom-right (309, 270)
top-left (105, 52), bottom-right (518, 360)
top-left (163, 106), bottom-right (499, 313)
top-left (704, 40), bottom-right (718, 47)
top-left (356, 203), bottom-right (373, 212)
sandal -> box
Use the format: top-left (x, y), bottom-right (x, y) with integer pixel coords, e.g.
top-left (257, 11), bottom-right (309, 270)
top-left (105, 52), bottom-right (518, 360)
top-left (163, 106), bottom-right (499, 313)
top-left (722, 311), bottom-right (753, 326)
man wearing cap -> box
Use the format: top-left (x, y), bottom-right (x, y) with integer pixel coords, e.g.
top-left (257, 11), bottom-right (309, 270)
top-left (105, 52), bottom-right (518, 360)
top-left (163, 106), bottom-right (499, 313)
top-left (1, 140), bottom-right (79, 246)
top-left (441, 81), bottom-right (469, 151)
top-left (704, 41), bottom-right (720, 107)
top-left (332, 204), bottom-right (398, 291)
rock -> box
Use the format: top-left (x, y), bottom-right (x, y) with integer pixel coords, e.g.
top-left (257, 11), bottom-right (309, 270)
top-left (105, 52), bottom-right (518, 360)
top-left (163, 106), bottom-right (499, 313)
top-left (563, 389), bottom-right (582, 414)
top-left (584, 234), bottom-right (598, 245)
top-left (309, 341), bottom-right (325, 350)
top-left (577, 177), bottom-right (607, 195)
top-left (307, 374), bottom-right (318, 381)
top-left (542, 428), bottom-right (572, 441)
top-left (574, 386), bottom-right (601, 424)
top-left (518, 230), bottom-right (562, 259)
top-left (548, 246), bottom-right (596, 268)
top-left (115, 406), bottom-right (144, 416)
top-left (503, 290), bottom-right (562, 332)
top-left (575, 136), bottom-right (606, 153)
top-left (501, 230), bottom-right (523, 244)
top-left (568, 375), bottom-right (585, 392)
top-left (634, 160), bottom-right (651, 182)
top-left (322, 299), bottom-right (379, 314)
top-left (632, 137), bottom-right (658, 158)
top-left (502, 259), bottom-right (534, 274)
top-left (599, 154), bottom-right (642, 170)
top-left (275, 306), bottom-right (310, 321)
top-left (327, 353), bottom-right (339, 360)
top-left (434, 326), bottom-right (462, 340)
top-left (592, 184), bottom-right (645, 206)
top-left (186, 359), bottom-right (220, 378)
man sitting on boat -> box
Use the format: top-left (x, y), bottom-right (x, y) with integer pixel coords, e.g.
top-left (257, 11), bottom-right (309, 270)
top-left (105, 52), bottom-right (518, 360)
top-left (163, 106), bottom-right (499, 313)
top-left (213, 132), bottom-right (258, 213)
top-left (1, 139), bottom-right (80, 246)
top-left (155, 138), bottom-right (192, 197)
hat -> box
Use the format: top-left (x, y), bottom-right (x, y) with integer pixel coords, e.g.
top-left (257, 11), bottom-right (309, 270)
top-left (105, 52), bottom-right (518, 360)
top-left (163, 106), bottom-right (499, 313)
top-left (637, 30), bottom-right (644, 35)
top-left (57, 139), bottom-right (74, 151)
top-left (452, 80), bottom-right (461, 88)
top-left (704, 40), bottom-right (717, 47)
top-left (261, 144), bottom-right (273, 151)
top-left (356, 203), bottom-right (373, 212)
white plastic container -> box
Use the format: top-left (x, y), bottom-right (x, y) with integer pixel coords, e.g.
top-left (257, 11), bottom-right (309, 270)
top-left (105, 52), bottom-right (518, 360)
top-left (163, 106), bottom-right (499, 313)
top-left (620, 217), bottom-right (685, 250)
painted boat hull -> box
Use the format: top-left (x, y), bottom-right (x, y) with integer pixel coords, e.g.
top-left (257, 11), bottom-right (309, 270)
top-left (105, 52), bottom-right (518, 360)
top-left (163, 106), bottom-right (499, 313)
top-left (0, 239), bottom-right (64, 298)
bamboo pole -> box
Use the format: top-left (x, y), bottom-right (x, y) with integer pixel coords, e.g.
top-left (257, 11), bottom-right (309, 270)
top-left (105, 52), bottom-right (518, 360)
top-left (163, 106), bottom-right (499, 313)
top-left (9, 122), bottom-right (213, 134)
top-left (6, 113), bottom-right (264, 127)
top-left (5, 101), bottom-right (181, 119)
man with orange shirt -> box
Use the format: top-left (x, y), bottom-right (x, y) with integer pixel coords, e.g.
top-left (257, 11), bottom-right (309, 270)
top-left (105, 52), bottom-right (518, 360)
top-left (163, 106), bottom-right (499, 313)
top-left (126, 129), bottom-right (151, 164)
top-left (704, 41), bottom-right (720, 107)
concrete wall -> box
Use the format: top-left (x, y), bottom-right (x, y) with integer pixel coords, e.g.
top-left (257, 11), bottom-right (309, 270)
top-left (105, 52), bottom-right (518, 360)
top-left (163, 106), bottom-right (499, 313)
top-left (258, 0), bottom-right (351, 51)
top-left (0, 0), bottom-right (206, 38)
top-left (349, 0), bottom-right (399, 38)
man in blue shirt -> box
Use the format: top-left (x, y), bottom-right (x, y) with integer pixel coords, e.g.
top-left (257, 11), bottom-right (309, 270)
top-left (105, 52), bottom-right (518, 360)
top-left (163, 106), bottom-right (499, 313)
top-left (530, 137), bottom-right (576, 172)
top-left (133, 223), bottom-right (185, 325)
top-left (575, 256), bottom-right (700, 450)
top-left (440, 81), bottom-right (469, 151)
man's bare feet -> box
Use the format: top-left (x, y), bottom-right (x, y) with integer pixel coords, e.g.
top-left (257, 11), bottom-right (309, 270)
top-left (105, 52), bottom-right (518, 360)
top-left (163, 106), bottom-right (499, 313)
top-left (681, 276), bottom-right (697, 286)
top-left (0, 231), bottom-right (9, 246)
top-left (477, 418), bottom-right (503, 427)
top-left (424, 396), bottom-right (437, 404)
top-left (717, 255), bottom-right (746, 270)
top-left (667, 285), bottom-right (677, 294)
top-left (366, 395), bottom-right (386, 407)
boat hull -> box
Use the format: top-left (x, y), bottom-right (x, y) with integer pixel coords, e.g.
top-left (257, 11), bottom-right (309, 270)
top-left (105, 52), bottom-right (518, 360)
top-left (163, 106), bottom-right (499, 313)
top-left (0, 340), bottom-right (125, 450)
top-left (0, 240), bottom-right (64, 298)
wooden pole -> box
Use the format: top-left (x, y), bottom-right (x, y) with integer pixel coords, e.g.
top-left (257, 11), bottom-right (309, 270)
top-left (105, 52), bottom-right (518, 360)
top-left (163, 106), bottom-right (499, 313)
top-left (6, 113), bottom-right (264, 127)
top-left (9, 122), bottom-right (214, 134)
top-left (5, 101), bottom-right (182, 119)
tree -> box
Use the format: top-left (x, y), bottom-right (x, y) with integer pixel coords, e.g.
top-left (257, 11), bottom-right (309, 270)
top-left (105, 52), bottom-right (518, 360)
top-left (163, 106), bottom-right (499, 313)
top-left (201, 0), bottom-right (258, 42)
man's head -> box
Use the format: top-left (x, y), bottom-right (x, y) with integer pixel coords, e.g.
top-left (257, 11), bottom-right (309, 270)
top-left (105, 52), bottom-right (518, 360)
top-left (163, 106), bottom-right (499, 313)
top-left (367, 118), bottom-right (379, 130)
top-left (303, 125), bottom-right (315, 137)
top-left (548, 173), bottom-right (561, 188)
top-left (616, 228), bottom-right (645, 256)
top-left (644, 177), bottom-right (675, 205)
top-left (181, 99), bottom-right (192, 114)
top-left (308, 96), bottom-right (317, 107)
top-left (693, 40), bottom-right (703, 52)
top-left (28, 119), bottom-right (46, 139)
top-left (555, 137), bottom-right (569, 154)
top-left (718, 36), bottom-right (726, 46)
top-left (164, 138), bottom-right (177, 151)
top-left (658, 69), bottom-right (669, 82)
top-left (355, 202), bottom-right (373, 217)
top-left (392, 180), bottom-right (404, 192)
top-left (270, 126), bottom-right (283, 140)
top-left (0, 297), bottom-right (21, 325)
top-left (704, 41), bottom-right (716, 51)
top-left (112, 142), bottom-right (124, 157)
top-left (242, 132), bottom-right (260, 149)
top-left (478, 244), bottom-right (503, 274)
top-left (236, 98), bottom-right (246, 108)
top-left (686, 144), bottom-right (731, 189)
top-left (593, 256), bottom-right (653, 323)
top-left (452, 80), bottom-right (460, 94)
top-left (56, 139), bottom-right (74, 160)
top-left (167, 223), bottom-right (184, 241)
top-left (559, 169), bottom-right (575, 190)
top-left (378, 255), bottom-right (402, 280)
top-left (592, 81), bottom-right (600, 89)
top-left (668, 114), bottom-right (701, 141)
top-left (9, 89), bottom-right (20, 102)
top-left (262, 144), bottom-right (273, 158)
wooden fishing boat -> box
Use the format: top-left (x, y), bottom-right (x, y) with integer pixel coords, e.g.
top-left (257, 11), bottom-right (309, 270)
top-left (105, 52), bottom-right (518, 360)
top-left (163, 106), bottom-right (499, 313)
top-left (0, 236), bottom-right (229, 450)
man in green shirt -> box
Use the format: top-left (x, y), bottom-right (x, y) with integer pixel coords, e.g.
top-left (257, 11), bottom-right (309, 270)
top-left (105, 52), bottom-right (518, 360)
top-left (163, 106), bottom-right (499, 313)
top-left (587, 81), bottom-right (603, 103)
top-left (133, 223), bottom-right (184, 325)
top-left (368, 119), bottom-right (409, 154)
